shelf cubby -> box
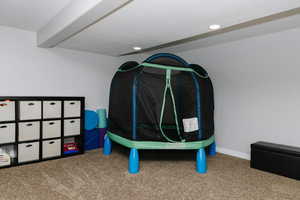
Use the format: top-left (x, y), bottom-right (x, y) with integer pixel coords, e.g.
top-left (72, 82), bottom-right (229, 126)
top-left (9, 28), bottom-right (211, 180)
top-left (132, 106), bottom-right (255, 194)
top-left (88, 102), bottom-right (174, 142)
top-left (0, 96), bottom-right (85, 169)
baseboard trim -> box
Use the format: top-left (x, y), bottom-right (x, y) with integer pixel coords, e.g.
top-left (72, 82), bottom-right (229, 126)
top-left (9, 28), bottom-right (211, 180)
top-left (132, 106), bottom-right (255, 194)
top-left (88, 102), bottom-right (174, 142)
top-left (216, 147), bottom-right (250, 160)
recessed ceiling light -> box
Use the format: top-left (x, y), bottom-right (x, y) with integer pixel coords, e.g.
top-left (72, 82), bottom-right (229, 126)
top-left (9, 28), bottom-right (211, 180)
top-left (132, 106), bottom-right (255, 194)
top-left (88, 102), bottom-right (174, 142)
top-left (209, 24), bottom-right (221, 30)
top-left (133, 46), bottom-right (142, 51)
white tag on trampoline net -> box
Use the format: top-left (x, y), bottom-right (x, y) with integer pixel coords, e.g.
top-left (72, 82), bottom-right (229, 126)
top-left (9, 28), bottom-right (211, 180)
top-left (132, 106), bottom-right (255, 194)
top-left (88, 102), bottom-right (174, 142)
top-left (182, 117), bottom-right (199, 132)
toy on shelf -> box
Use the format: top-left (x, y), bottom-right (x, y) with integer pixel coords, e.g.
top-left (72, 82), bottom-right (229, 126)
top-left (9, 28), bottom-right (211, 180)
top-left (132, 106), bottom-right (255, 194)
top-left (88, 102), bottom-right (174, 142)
top-left (64, 143), bottom-right (79, 155)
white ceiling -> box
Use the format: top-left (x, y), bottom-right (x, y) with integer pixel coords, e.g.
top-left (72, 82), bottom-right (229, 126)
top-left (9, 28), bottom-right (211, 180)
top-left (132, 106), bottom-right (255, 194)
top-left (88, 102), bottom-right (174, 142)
top-left (0, 0), bottom-right (72, 31)
top-left (1, 0), bottom-right (300, 56)
top-left (58, 0), bottom-right (300, 56)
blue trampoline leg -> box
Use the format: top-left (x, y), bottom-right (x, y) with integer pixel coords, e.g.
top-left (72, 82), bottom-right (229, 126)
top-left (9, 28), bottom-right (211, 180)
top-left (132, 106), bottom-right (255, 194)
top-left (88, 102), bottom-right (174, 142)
top-left (103, 135), bottom-right (112, 155)
top-left (129, 148), bottom-right (139, 174)
top-left (196, 148), bottom-right (207, 173)
top-left (208, 142), bottom-right (217, 156)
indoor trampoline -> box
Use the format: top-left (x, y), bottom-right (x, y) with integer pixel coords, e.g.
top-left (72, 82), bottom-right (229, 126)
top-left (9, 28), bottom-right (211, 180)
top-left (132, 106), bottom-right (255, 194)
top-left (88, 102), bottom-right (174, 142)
top-left (103, 53), bottom-right (216, 174)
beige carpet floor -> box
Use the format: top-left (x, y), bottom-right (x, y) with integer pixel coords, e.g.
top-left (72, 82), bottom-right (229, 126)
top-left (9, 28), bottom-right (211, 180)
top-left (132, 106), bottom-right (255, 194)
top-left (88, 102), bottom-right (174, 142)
top-left (0, 146), bottom-right (299, 200)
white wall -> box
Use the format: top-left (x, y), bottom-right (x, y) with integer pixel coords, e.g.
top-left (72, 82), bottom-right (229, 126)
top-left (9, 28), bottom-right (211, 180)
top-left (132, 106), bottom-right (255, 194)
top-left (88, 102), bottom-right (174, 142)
top-left (179, 27), bottom-right (300, 159)
top-left (4, 23), bottom-right (299, 160)
top-left (0, 25), bottom-right (122, 110)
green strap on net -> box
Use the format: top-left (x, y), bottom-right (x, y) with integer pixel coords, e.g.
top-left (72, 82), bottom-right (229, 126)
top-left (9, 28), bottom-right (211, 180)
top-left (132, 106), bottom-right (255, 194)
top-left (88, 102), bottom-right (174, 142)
top-left (159, 76), bottom-right (174, 142)
top-left (167, 69), bottom-right (183, 141)
top-left (159, 69), bottom-right (183, 142)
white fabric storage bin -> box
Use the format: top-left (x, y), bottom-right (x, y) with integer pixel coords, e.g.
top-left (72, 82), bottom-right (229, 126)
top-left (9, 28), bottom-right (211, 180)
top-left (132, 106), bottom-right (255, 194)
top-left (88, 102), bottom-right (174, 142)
top-left (18, 121), bottom-right (40, 142)
top-left (18, 142), bottom-right (39, 163)
top-left (64, 101), bottom-right (81, 118)
top-left (42, 120), bottom-right (61, 139)
top-left (43, 101), bottom-right (62, 119)
top-left (0, 101), bottom-right (15, 122)
top-left (42, 139), bottom-right (61, 159)
top-left (19, 101), bottom-right (42, 120)
top-left (0, 123), bottom-right (15, 144)
top-left (64, 119), bottom-right (81, 136)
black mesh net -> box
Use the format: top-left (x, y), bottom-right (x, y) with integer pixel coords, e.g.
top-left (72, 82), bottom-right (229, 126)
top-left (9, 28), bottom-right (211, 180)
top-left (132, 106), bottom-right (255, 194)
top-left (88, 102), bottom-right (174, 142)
top-left (108, 54), bottom-right (214, 142)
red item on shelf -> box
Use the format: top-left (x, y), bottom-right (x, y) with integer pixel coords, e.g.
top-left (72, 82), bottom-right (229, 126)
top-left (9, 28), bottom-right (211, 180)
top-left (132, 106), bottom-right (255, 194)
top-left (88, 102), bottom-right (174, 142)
top-left (64, 143), bottom-right (79, 152)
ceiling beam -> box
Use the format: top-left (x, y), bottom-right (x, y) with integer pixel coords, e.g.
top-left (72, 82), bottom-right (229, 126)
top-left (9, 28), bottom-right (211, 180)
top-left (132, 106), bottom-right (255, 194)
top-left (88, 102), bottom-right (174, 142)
top-left (120, 7), bottom-right (300, 56)
top-left (37, 0), bottom-right (132, 48)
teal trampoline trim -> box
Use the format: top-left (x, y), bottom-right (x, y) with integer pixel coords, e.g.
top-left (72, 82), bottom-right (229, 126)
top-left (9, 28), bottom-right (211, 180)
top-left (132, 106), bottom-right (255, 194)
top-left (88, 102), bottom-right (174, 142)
top-left (107, 132), bottom-right (215, 150)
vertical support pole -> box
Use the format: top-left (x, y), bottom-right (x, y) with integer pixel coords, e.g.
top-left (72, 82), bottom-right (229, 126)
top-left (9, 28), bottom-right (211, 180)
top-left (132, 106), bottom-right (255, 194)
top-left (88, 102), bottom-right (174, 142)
top-left (196, 148), bottom-right (207, 173)
top-left (103, 134), bottom-right (112, 155)
top-left (129, 61), bottom-right (139, 173)
top-left (129, 148), bottom-right (139, 174)
top-left (191, 73), bottom-right (203, 140)
top-left (208, 142), bottom-right (216, 156)
top-left (132, 77), bottom-right (137, 140)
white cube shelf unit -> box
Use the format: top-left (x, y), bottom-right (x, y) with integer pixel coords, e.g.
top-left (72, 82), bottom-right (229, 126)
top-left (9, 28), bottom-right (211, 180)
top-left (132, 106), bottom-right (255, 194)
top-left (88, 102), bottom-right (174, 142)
top-left (0, 96), bottom-right (85, 169)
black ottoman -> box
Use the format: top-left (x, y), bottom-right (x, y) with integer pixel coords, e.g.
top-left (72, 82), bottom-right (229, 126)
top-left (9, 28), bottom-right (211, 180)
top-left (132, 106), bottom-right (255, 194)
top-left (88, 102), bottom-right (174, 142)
top-left (251, 141), bottom-right (300, 180)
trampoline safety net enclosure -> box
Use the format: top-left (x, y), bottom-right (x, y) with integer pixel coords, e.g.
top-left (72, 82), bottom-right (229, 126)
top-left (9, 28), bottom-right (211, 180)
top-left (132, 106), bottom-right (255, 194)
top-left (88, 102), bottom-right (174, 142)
top-left (108, 53), bottom-right (215, 150)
